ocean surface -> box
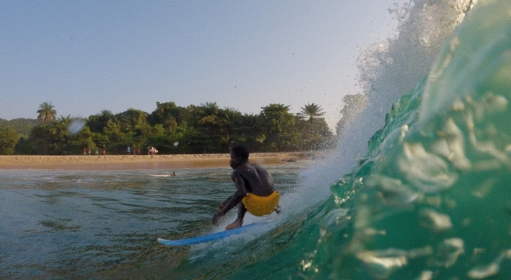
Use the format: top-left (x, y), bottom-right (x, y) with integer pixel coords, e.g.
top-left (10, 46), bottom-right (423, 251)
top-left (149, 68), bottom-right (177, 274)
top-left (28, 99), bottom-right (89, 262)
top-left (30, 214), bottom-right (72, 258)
top-left (0, 162), bottom-right (314, 279)
top-left (3, 0), bottom-right (511, 279)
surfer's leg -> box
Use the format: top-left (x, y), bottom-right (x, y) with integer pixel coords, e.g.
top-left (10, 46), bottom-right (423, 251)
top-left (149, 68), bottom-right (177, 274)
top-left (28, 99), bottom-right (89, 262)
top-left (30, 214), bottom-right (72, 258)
top-left (225, 219), bottom-right (242, 230)
top-left (225, 203), bottom-right (246, 230)
top-left (236, 202), bottom-right (247, 223)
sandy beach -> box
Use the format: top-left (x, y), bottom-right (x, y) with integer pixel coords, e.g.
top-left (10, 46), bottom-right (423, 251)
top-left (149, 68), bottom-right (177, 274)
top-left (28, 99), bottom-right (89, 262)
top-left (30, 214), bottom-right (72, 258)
top-left (0, 152), bottom-right (314, 170)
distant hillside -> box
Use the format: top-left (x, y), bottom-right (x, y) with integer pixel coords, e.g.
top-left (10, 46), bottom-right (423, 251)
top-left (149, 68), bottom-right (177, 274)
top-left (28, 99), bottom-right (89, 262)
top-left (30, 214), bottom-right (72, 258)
top-left (0, 119), bottom-right (8, 128)
top-left (0, 118), bottom-right (38, 138)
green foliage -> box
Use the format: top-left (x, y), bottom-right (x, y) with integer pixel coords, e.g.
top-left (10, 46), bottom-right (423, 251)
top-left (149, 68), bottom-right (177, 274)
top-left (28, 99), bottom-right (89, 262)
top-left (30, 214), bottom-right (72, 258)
top-left (0, 118), bottom-right (37, 138)
top-left (8, 100), bottom-right (336, 155)
top-left (296, 117), bottom-right (335, 150)
top-left (259, 104), bottom-right (299, 151)
top-left (148, 102), bottom-right (180, 130)
top-left (0, 119), bottom-right (7, 128)
top-left (87, 110), bottom-right (114, 133)
top-left (15, 115), bottom-right (94, 155)
top-left (0, 127), bottom-right (19, 154)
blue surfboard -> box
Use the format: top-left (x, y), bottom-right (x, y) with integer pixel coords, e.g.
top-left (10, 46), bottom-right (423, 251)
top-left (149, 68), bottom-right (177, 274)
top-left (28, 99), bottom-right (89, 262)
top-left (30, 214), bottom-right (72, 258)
top-left (157, 222), bottom-right (267, 246)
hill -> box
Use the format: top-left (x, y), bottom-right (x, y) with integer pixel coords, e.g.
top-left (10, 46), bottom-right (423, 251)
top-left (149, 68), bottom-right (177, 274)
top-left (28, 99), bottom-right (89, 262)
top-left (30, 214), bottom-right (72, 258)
top-left (0, 118), bottom-right (38, 138)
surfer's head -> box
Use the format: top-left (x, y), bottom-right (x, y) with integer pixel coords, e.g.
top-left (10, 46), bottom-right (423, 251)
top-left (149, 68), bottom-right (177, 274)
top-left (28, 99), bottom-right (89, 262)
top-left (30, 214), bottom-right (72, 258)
top-left (230, 146), bottom-right (249, 169)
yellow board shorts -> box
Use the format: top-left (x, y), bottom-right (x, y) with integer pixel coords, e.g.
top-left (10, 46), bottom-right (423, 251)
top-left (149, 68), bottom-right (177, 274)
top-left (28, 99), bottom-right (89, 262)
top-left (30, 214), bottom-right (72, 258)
top-left (242, 191), bottom-right (280, 216)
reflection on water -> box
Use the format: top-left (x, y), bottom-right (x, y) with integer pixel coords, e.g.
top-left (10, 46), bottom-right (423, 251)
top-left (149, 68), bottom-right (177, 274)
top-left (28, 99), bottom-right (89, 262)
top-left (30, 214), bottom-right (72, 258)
top-left (0, 163), bottom-right (306, 279)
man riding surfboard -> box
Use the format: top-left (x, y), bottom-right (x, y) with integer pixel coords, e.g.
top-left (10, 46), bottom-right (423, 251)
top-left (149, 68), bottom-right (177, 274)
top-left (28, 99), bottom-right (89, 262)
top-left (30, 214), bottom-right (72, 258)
top-left (212, 146), bottom-right (280, 230)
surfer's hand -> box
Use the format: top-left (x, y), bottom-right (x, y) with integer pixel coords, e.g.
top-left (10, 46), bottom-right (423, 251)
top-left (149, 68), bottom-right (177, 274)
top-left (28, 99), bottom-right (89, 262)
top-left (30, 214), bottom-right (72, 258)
top-left (212, 212), bottom-right (224, 225)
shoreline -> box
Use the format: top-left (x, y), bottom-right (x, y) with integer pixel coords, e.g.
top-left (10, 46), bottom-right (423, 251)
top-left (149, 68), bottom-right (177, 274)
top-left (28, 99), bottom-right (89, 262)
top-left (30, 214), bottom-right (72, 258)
top-left (0, 152), bottom-right (314, 170)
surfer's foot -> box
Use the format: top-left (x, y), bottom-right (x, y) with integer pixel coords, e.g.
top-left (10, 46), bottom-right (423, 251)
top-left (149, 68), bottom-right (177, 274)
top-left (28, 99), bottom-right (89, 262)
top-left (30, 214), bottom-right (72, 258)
top-left (225, 220), bottom-right (242, 230)
top-left (275, 205), bottom-right (281, 214)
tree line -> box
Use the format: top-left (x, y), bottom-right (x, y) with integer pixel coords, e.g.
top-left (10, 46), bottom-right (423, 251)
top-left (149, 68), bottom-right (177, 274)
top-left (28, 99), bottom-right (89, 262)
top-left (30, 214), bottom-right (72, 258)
top-left (0, 101), bottom-right (338, 155)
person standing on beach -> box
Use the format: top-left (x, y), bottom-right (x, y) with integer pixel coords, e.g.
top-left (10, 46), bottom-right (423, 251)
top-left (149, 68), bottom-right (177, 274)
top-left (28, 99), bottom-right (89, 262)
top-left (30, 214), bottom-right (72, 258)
top-left (212, 146), bottom-right (280, 230)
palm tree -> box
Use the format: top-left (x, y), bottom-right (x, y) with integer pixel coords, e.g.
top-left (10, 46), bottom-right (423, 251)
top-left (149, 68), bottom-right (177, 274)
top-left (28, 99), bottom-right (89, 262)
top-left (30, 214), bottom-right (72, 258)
top-left (36, 102), bottom-right (57, 124)
top-left (300, 103), bottom-right (325, 122)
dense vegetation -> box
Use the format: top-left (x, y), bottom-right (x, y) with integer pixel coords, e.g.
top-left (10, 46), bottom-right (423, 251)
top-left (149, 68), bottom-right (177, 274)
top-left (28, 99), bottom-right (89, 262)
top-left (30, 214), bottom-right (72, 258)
top-left (0, 101), bottom-right (337, 155)
top-left (0, 118), bottom-right (38, 138)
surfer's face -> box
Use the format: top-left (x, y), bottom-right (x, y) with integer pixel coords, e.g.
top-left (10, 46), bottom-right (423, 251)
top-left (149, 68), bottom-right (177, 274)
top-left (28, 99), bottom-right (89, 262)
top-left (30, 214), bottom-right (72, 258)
top-left (230, 152), bottom-right (241, 169)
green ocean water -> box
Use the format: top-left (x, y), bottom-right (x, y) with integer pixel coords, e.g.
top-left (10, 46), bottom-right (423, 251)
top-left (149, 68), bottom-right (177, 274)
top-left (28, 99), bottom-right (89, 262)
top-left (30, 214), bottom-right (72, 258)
top-left (301, 0), bottom-right (511, 279)
top-left (0, 163), bottom-right (316, 279)
top-left (2, 0), bottom-right (511, 279)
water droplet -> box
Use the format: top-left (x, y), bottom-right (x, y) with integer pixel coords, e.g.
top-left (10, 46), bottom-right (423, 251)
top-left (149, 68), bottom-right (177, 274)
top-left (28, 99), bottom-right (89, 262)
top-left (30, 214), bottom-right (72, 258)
top-left (399, 142), bottom-right (457, 192)
top-left (367, 175), bottom-right (418, 207)
top-left (417, 270), bottom-right (433, 280)
top-left (356, 249), bottom-right (408, 279)
top-left (433, 238), bottom-right (464, 268)
top-left (67, 118), bottom-right (85, 135)
top-left (320, 208), bottom-right (351, 237)
top-left (468, 263), bottom-right (499, 279)
top-left (468, 249), bottom-right (511, 279)
top-left (419, 209), bottom-right (452, 234)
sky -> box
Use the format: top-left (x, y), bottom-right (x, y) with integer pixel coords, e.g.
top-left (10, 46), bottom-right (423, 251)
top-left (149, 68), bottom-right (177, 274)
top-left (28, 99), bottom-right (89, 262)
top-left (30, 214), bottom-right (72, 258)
top-left (0, 1), bottom-right (403, 130)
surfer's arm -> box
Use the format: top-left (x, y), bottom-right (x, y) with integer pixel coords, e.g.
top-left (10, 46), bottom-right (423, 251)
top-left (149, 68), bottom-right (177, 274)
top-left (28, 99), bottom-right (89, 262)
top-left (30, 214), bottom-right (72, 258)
top-left (212, 191), bottom-right (243, 225)
top-left (219, 181), bottom-right (246, 215)
top-left (218, 196), bottom-right (232, 211)
top-left (212, 174), bottom-right (247, 225)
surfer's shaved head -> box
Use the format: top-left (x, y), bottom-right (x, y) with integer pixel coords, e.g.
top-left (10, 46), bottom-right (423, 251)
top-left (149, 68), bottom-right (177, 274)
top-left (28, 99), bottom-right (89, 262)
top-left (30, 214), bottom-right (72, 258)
top-left (231, 146), bottom-right (249, 161)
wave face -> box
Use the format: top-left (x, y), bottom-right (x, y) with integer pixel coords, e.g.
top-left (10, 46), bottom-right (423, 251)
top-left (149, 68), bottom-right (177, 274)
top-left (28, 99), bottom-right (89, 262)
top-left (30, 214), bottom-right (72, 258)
top-left (305, 0), bottom-right (511, 279)
top-left (172, 0), bottom-right (511, 279)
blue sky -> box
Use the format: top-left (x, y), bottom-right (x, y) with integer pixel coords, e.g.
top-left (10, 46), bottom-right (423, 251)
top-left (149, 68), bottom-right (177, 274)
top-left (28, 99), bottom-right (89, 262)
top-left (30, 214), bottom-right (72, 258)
top-left (0, 1), bottom-right (402, 130)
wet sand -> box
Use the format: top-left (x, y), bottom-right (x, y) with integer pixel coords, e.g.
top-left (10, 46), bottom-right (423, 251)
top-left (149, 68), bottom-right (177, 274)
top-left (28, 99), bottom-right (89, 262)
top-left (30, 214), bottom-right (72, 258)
top-left (0, 152), bottom-right (312, 170)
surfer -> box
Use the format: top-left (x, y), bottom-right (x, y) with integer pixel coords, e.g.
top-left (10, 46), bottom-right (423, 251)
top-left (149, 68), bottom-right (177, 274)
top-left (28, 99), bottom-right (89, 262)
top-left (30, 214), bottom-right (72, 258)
top-left (212, 146), bottom-right (280, 230)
